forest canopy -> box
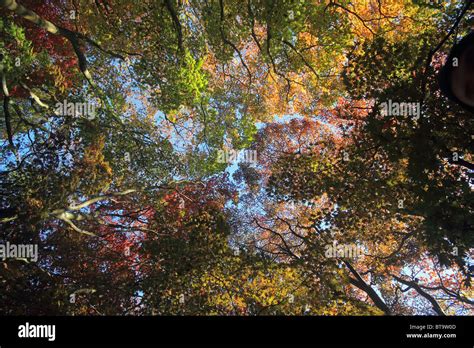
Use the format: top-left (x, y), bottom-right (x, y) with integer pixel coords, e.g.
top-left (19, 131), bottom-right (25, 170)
top-left (0, 0), bottom-right (473, 316)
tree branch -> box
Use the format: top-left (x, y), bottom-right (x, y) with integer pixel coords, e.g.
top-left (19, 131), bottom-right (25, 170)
top-left (1, 67), bottom-right (14, 148)
top-left (391, 274), bottom-right (446, 316)
top-left (0, 0), bottom-right (124, 88)
top-left (164, 0), bottom-right (184, 52)
top-left (344, 260), bottom-right (392, 315)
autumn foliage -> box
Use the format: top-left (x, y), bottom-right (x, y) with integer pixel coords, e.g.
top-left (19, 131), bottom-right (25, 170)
top-left (0, 0), bottom-right (472, 316)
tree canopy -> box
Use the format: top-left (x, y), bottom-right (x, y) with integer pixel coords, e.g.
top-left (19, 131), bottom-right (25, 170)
top-left (0, 0), bottom-right (472, 315)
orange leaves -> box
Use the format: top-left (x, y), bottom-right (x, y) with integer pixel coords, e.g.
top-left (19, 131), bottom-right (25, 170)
top-left (326, 0), bottom-right (421, 42)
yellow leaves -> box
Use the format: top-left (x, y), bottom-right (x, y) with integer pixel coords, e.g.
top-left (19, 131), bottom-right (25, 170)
top-left (193, 261), bottom-right (310, 314)
top-left (83, 136), bottom-right (113, 176)
top-left (330, 0), bottom-right (419, 42)
top-left (25, 196), bottom-right (44, 215)
top-left (167, 111), bottom-right (178, 123)
top-left (49, 64), bottom-right (67, 94)
top-left (297, 32), bottom-right (317, 48)
top-left (75, 135), bottom-right (113, 195)
top-left (263, 73), bottom-right (290, 117)
top-left (26, 197), bottom-right (43, 209)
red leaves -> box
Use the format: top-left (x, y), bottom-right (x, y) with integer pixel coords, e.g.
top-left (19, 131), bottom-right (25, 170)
top-left (8, 0), bottom-right (79, 90)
